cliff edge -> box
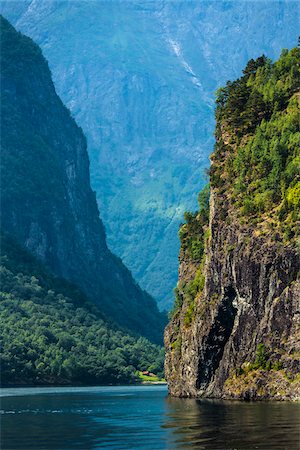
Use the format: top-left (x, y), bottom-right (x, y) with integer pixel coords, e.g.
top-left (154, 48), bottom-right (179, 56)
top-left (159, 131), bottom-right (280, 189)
top-left (165, 48), bottom-right (300, 400)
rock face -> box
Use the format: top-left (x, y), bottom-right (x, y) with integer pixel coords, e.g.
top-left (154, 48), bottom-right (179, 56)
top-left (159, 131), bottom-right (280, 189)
top-left (1, 0), bottom-right (298, 309)
top-left (0, 16), bottom-right (166, 344)
top-left (165, 191), bottom-right (300, 399)
top-left (165, 50), bottom-right (300, 399)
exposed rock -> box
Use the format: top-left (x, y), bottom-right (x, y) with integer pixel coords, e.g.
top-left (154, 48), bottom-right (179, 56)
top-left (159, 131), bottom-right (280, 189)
top-left (165, 48), bottom-right (300, 399)
top-left (165, 186), bottom-right (300, 399)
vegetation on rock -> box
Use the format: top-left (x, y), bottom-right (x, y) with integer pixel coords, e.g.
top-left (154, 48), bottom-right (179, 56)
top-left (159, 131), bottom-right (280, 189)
top-left (179, 184), bottom-right (210, 261)
top-left (2, 2), bottom-right (297, 309)
top-left (165, 46), bottom-right (300, 400)
top-left (212, 48), bottom-right (300, 240)
top-left (169, 184), bottom-right (209, 320)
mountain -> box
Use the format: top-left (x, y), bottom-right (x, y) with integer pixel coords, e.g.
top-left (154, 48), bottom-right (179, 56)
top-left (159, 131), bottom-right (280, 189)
top-left (0, 16), bottom-right (166, 344)
top-left (1, 0), bottom-right (298, 309)
top-left (0, 233), bottom-right (164, 386)
top-left (165, 48), bottom-right (300, 400)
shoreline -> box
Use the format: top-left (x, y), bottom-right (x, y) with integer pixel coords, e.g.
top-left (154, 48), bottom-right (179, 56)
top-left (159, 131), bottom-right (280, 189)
top-left (0, 382), bottom-right (167, 389)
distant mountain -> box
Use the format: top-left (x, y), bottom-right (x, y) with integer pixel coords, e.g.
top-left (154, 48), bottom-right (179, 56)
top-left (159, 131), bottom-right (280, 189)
top-left (1, 1), bottom-right (299, 309)
top-left (0, 16), bottom-right (166, 344)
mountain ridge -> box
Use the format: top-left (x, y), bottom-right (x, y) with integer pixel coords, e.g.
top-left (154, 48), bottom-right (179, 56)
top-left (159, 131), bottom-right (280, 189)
top-left (0, 15), bottom-right (166, 344)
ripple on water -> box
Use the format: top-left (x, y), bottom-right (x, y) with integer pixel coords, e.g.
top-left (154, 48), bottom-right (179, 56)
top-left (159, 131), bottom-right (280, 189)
top-left (1, 386), bottom-right (299, 449)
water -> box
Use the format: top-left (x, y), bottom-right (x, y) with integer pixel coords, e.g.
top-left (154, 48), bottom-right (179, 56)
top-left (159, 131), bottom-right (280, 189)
top-left (1, 385), bottom-right (299, 449)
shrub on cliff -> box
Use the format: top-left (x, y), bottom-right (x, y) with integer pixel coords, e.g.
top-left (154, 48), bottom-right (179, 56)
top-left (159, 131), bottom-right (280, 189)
top-left (214, 47), bottom-right (300, 238)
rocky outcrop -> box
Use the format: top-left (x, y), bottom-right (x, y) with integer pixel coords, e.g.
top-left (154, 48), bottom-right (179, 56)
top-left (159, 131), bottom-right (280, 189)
top-left (165, 187), bottom-right (300, 399)
top-left (0, 16), bottom-right (166, 343)
top-left (165, 49), bottom-right (300, 399)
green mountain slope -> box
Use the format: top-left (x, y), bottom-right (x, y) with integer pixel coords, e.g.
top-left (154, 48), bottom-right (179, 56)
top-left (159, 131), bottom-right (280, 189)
top-left (0, 16), bottom-right (166, 344)
top-left (0, 234), bottom-right (164, 386)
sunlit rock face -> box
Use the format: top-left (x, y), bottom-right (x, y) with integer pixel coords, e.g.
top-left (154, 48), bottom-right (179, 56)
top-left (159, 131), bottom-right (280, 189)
top-left (164, 44), bottom-right (300, 400)
top-left (2, 0), bottom-right (298, 309)
top-left (165, 188), bottom-right (300, 399)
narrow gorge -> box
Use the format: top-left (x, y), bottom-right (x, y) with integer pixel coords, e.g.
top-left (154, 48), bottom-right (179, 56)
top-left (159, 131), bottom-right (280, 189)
top-left (0, 15), bottom-right (166, 345)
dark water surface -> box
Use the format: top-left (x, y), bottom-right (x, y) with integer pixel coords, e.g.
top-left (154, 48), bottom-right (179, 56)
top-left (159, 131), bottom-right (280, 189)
top-left (1, 385), bottom-right (299, 449)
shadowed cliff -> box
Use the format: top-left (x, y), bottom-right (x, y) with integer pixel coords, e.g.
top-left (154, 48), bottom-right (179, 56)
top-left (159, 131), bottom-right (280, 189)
top-left (0, 16), bottom-right (166, 344)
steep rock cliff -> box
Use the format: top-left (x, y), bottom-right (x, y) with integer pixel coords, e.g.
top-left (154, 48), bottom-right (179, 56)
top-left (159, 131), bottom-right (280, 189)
top-left (165, 49), bottom-right (300, 399)
top-left (0, 16), bottom-right (166, 343)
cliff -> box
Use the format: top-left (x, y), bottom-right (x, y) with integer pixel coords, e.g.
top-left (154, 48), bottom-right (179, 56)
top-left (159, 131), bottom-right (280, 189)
top-left (165, 48), bottom-right (300, 400)
top-left (0, 16), bottom-right (166, 344)
top-left (2, 1), bottom-right (298, 309)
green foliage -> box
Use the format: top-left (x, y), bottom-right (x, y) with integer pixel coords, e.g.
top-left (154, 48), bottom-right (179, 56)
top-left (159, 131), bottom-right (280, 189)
top-left (183, 300), bottom-right (195, 327)
top-left (185, 267), bottom-right (205, 300)
top-left (286, 181), bottom-right (300, 207)
top-left (169, 264), bottom-right (205, 323)
top-left (213, 48), bottom-right (300, 238)
top-left (172, 184), bottom-right (209, 317)
top-left (136, 371), bottom-right (165, 382)
top-left (171, 335), bottom-right (182, 352)
top-left (253, 344), bottom-right (270, 370)
top-left (236, 343), bottom-right (284, 376)
top-left (0, 234), bottom-right (165, 385)
top-left (182, 264), bottom-right (205, 327)
top-left (179, 184), bottom-right (210, 260)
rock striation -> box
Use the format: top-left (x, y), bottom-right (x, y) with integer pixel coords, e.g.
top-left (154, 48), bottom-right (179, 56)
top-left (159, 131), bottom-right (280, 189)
top-left (165, 190), bottom-right (300, 399)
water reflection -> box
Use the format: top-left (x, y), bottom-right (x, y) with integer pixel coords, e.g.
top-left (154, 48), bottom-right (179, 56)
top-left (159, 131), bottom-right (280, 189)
top-left (164, 396), bottom-right (300, 449)
top-left (1, 386), bottom-right (299, 449)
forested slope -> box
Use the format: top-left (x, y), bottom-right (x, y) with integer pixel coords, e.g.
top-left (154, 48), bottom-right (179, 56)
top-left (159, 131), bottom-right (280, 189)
top-left (2, 1), bottom-right (298, 308)
top-left (0, 234), bottom-right (164, 386)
